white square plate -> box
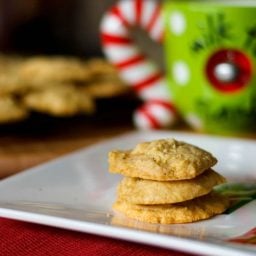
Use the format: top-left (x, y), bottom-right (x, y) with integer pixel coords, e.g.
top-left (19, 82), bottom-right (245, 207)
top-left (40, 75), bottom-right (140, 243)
top-left (0, 131), bottom-right (255, 256)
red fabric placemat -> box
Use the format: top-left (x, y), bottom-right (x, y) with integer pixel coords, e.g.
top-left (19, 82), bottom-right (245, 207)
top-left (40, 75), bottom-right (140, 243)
top-left (0, 218), bottom-right (195, 256)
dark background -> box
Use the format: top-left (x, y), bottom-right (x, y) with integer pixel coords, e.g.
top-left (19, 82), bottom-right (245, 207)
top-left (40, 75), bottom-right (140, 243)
top-left (0, 0), bottom-right (117, 56)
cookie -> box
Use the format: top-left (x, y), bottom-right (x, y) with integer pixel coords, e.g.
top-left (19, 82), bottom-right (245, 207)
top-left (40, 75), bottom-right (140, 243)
top-left (0, 55), bottom-right (132, 123)
top-left (80, 58), bottom-right (130, 98)
top-left (80, 79), bottom-right (129, 98)
top-left (117, 169), bottom-right (226, 204)
top-left (18, 56), bottom-right (90, 85)
top-left (111, 214), bottom-right (208, 238)
top-left (0, 75), bottom-right (25, 96)
top-left (109, 138), bottom-right (217, 181)
top-left (0, 55), bottom-right (27, 95)
top-left (23, 84), bottom-right (95, 116)
top-left (0, 95), bottom-right (28, 123)
top-left (113, 192), bottom-right (229, 224)
top-left (85, 58), bottom-right (119, 77)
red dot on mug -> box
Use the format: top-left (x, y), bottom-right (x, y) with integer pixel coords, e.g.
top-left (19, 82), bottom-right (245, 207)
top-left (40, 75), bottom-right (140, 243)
top-left (205, 48), bottom-right (253, 93)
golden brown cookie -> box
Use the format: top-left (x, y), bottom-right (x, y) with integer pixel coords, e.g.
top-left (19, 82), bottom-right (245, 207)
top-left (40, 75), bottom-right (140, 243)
top-left (80, 58), bottom-right (130, 98)
top-left (117, 169), bottom-right (226, 204)
top-left (0, 75), bottom-right (24, 96)
top-left (109, 138), bottom-right (217, 181)
top-left (80, 79), bottom-right (130, 98)
top-left (18, 56), bottom-right (90, 85)
top-left (0, 95), bottom-right (28, 123)
top-left (23, 84), bottom-right (94, 116)
top-left (111, 213), bottom-right (208, 238)
top-left (85, 58), bottom-right (119, 77)
top-left (0, 55), bottom-right (27, 95)
top-left (113, 192), bottom-right (229, 224)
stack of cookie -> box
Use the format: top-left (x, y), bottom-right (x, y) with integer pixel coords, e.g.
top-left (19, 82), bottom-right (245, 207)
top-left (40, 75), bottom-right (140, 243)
top-left (108, 138), bottom-right (229, 224)
top-left (0, 55), bottom-right (129, 123)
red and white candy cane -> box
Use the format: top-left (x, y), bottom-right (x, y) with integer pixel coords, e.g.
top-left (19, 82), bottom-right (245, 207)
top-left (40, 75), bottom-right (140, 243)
top-left (100, 0), bottom-right (177, 129)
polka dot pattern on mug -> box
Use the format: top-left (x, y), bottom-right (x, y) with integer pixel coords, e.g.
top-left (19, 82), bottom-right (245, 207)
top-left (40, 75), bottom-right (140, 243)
top-left (169, 11), bottom-right (186, 35)
top-left (172, 61), bottom-right (190, 85)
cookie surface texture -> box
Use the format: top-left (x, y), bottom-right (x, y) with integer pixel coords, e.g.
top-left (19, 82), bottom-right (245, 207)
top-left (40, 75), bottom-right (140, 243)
top-left (23, 85), bottom-right (94, 116)
top-left (19, 56), bottom-right (89, 84)
top-left (117, 169), bottom-right (226, 204)
top-left (113, 192), bottom-right (229, 224)
top-left (0, 55), bottom-right (27, 95)
top-left (0, 96), bottom-right (28, 123)
top-left (109, 139), bottom-right (217, 181)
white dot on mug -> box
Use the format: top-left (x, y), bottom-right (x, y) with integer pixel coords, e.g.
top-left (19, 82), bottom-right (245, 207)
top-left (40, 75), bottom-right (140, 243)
top-left (185, 113), bottom-right (203, 130)
top-left (169, 11), bottom-right (186, 35)
top-left (172, 61), bottom-right (190, 85)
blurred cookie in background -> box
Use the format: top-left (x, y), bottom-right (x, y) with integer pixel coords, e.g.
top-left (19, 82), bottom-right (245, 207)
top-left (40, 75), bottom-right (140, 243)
top-left (81, 81), bottom-right (130, 99)
top-left (0, 0), bottom-right (137, 179)
top-left (23, 84), bottom-right (95, 117)
top-left (0, 95), bottom-right (28, 123)
top-left (18, 56), bottom-right (90, 85)
top-left (79, 58), bottom-right (130, 98)
top-left (0, 54), bottom-right (26, 95)
top-left (0, 54), bottom-right (133, 124)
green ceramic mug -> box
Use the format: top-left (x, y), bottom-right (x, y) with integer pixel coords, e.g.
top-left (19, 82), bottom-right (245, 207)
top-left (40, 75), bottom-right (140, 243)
top-left (102, 0), bottom-right (256, 135)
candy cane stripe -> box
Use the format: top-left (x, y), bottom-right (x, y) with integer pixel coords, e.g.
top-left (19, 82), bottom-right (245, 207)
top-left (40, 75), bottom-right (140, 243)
top-left (103, 44), bottom-right (141, 64)
top-left (102, 33), bottom-right (132, 45)
top-left (134, 72), bottom-right (163, 91)
top-left (135, 0), bottom-right (143, 25)
top-left (146, 4), bottom-right (161, 34)
top-left (149, 99), bottom-right (177, 112)
top-left (110, 6), bottom-right (130, 27)
top-left (149, 14), bottom-right (165, 42)
top-left (119, 61), bottom-right (158, 85)
top-left (135, 100), bottom-right (176, 129)
top-left (146, 101), bottom-right (176, 127)
top-left (141, 0), bottom-right (157, 29)
top-left (115, 55), bottom-right (146, 69)
top-left (101, 14), bottom-right (128, 37)
top-left (139, 79), bottom-right (171, 100)
top-left (137, 106), bottom-right (160, 129)
top-left (101, 0), bottom-right (178, 129)
top-left (133, 110), bottom-right (151, 129)
top-left (118, 0), bottom-right (136, 25)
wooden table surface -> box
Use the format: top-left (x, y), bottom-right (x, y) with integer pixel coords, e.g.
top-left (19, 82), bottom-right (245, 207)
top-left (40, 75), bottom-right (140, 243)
top-left (0, 97), bottom-right (138, 178)
top-left (1, 96), bottom-right (255, 179)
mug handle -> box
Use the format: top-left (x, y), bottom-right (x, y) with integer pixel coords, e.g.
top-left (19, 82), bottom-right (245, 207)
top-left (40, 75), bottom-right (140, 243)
top-left (100, 0), bottom-right (177, 129)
